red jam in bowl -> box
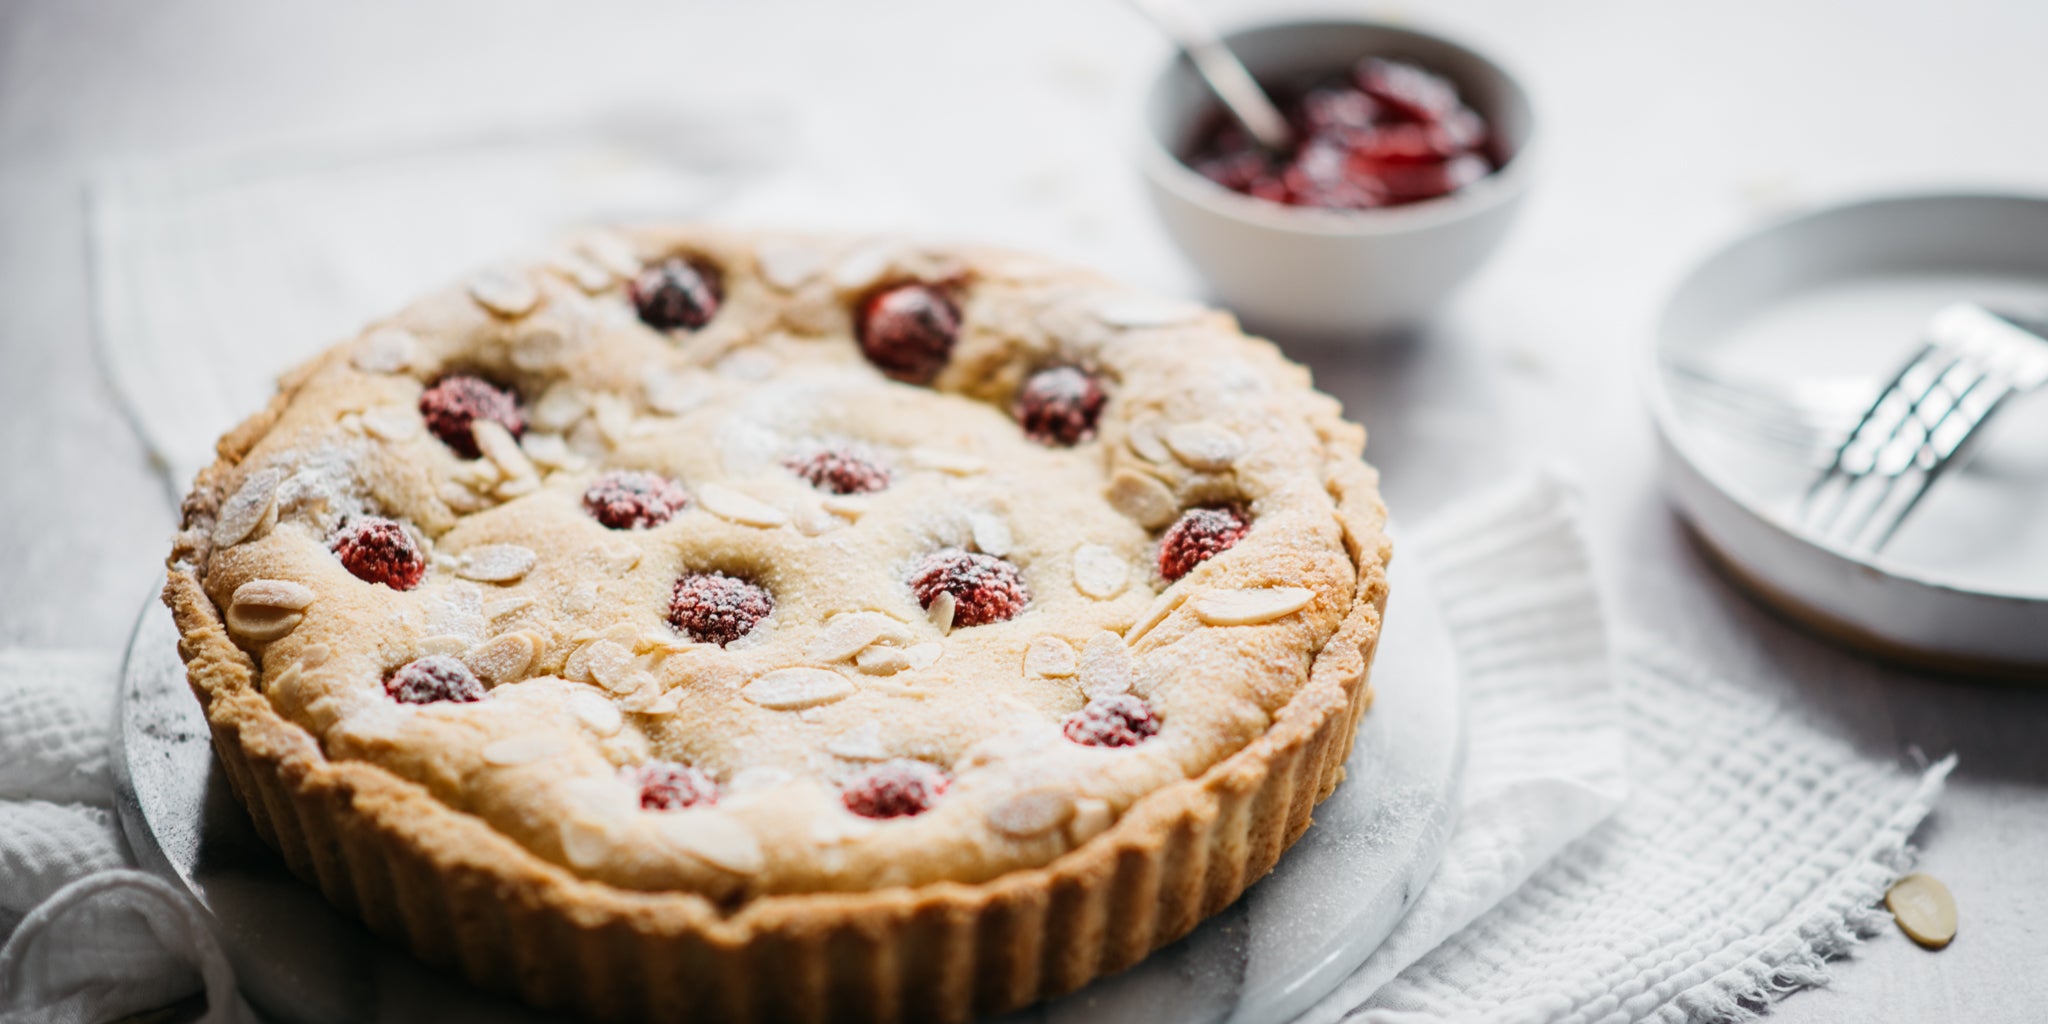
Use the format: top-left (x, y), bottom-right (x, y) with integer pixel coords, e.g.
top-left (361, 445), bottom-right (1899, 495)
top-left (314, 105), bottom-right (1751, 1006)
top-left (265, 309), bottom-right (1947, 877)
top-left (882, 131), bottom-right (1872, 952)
top-left (1184, 57), bottom-right (1498, 211)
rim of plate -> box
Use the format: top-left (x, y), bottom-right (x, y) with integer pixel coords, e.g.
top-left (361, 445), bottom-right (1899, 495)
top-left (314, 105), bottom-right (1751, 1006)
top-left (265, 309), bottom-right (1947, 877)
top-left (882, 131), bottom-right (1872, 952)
top-left (1643, 189), bottom-right (2048, 607)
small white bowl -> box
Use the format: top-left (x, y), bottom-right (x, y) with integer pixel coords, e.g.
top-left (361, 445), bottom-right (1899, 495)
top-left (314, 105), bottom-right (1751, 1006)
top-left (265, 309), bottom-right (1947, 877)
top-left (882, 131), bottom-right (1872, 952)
top-left (1138, 18), bottom-right (1535, 339)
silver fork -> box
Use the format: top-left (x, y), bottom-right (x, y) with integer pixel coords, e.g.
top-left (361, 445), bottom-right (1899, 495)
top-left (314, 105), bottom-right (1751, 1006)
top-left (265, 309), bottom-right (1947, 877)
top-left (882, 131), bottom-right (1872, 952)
top-left (1800, 303), bottom-right (2048, 555)
top-left (1665, 361), bottom-right (1868, 463)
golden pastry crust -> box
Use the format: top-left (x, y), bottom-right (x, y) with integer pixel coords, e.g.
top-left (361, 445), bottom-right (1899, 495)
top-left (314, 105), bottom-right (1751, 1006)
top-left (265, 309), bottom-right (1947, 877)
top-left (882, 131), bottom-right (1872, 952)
top-left (165, 228), bottom-right (1389, 1021)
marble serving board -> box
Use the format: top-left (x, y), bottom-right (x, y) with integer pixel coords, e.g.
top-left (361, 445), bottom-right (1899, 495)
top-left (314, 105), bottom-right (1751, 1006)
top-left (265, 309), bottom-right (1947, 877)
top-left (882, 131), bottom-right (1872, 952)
top-left (115, 555), bottom-right (1464, 1024)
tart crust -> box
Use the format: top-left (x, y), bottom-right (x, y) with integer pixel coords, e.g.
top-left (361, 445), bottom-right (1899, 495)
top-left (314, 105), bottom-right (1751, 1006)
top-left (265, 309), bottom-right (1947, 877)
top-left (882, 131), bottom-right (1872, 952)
top-left (164, 229), bottom-right (1389, 1022)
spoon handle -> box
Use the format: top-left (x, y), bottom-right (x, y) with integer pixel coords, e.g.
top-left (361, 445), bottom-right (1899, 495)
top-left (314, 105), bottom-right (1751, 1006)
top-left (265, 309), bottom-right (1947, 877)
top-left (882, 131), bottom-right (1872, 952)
top-left (1124, 0), bottom-right (1294, 151)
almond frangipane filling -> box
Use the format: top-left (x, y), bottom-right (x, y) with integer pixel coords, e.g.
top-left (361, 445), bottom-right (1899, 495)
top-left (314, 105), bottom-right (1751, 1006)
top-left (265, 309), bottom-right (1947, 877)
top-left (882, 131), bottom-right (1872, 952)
top-left (180, 228), bottom-right (1363, 902)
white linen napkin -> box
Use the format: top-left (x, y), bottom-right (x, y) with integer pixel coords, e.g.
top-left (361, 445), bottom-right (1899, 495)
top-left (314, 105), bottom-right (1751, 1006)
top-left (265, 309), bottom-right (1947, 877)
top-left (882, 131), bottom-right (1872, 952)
top-left (1, 124), bottom-right (1951, 1024)
top-left (1301, 477), bottom-right (1955, 1024)
top-left (0, 651), bottom-right (253, 1024)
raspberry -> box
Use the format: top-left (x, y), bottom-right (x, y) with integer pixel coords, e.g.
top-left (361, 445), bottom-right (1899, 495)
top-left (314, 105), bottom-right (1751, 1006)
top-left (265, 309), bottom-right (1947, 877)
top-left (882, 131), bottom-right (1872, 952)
top-left (385, 655), bottom-right (484, 705)
top-left (908, 549), bottom-right (1029, 628)
top-left (329, 517), bottom-right (426, 590)
top-left (1013, 366), bottom-right (1106, 447)
top-left (630, 257), bottom-right (723, 331)
top-left (419, 375), bottom-right (524, 458)
top-left (628, 761), bottom-right (719, 811)
top-left (582, 469), bottom-right (690, 529)
top-left (668, 572), bottom-right (773, 646)
top-left (1063, 694), bottom-right (1161, 748)
top-left (784, 443), bottom-right (892, 495)
top-left (857, 283), bottom-right (960, 384)
top-left (841, 759), bottom-right (948, 819)
top-left (1157, 506), bottom-right (1251, 581)
top-left (1353, 57), bottom-right (1460, 122)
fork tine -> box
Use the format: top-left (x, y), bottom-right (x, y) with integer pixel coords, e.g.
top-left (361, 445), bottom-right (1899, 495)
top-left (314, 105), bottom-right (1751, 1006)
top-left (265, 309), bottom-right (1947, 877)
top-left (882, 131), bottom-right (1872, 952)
top-left (1832, 362), bottom-right (1994, 552)
top-left (1800, 342), bottom-right (1953, 538)
top-left (1803, 341), bottom-right (1943, 505)
top-left (1866, 379), bottom-right (2015, 553)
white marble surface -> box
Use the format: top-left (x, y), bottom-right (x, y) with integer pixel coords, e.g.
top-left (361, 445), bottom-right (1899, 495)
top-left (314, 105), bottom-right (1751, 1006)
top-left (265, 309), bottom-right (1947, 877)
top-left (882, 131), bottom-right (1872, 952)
top-left (4, 2), bottom-right (2048, 1021)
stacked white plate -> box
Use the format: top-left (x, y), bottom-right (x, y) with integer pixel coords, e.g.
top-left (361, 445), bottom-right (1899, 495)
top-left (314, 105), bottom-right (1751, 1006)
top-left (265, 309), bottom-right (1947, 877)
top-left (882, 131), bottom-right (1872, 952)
top-left (1649, 192), bottom-right (2048, 677)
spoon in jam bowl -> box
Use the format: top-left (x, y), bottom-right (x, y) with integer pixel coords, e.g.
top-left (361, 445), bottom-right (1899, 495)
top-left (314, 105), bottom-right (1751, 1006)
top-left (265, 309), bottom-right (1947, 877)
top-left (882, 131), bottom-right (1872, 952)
top-left (1123, 0), bottom-right (1294, 152)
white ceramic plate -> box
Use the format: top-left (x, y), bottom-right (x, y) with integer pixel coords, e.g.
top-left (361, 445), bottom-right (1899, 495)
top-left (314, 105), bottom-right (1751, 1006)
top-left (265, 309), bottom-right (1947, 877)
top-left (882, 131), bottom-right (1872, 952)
top-left (115, 552), bottom-right (1463, 1023)
top-left (1649, 192), bottom-right (2048, 676)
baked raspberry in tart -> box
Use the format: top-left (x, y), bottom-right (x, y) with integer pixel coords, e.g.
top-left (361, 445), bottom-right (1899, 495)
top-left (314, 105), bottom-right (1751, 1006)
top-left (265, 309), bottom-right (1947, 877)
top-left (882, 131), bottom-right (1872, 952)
top-left (164, 228), bottom-right (1388, 1023)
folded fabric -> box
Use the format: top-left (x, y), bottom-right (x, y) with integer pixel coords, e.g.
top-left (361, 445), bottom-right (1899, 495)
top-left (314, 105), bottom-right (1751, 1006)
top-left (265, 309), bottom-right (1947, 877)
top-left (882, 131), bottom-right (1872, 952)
top-left (1298, 478), bottom-right (1955, 1023)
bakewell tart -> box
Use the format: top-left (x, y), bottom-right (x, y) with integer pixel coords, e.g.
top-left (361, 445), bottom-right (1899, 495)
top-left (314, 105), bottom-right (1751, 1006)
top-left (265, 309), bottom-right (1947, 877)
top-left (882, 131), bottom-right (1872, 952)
top-left (163, 227), bottom-right (1390, 1022)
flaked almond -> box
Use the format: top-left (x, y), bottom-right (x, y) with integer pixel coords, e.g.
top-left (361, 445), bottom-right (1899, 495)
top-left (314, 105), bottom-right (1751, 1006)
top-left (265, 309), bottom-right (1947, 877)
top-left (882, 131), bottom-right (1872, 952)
top-left (212, 468), bottom-right (283, 548)
top-left (903, 642), bottom-right (943, 670)
top-left (755, 240), bottom-right (826, 291)
top-left (226, 579), bottom-right (316, 643)
top-left (742, 668), bottom-right (853, 710)
top-left (510, 324), bottom-right (572, 372)
top-left (567, 691), bottom-right (624, 736)
top-left (595, 543), bottom-right (641, 577)
top-left (494, 474), bottom-right (539, 500)
top-left (807, 612), bottom-right (903, 663)
top-left (577, 231), bottom-right (642, 278)
top-left (591, 394), bottom-right (636, 448)
top-left (439, 480), bottom-right (488, 514)
top-left (531, 385), bottom-right (589, 433)
top-left (1887, 873), bottom-right (1958, 950)
top-left (1192, 587), bottom-right (1314, 626)
top-left (969, 513), bottom-right (1014, 557)
top-left (820, 494), bottom-right (870, 519)
top-left (1105, 470), bottom-right (1178, 528)
top-left (1078, 631), bottom-right (1134, 697)
top-left (1024, 636), bottom-right (1078, 678)
top-left (655, 811), bottom-right (764, 875)
top-left (562, 581), bottom-right (600, 615)
top-left (1164, 422), bottom-right (1245, 471)
top-left (450, 458), bottom-right (502, 489)
top-left (486, 596), bottom-right (534, 620)
top-left (559, 814), bottom-right (614, 870)
top-left (457, 544), bottom-right (537, 583)
top-left (643, 369), bottom-right (713, 415)
top-left (297, 643), bottom-right (332, 670)
top-left (617, 682), bottom-right (673, 714)
top-left (1067, 797), bottom-right (1113, 844)
top-left (473, 419), bottom-right (536, 481)
top-left (520, 432), bottom-right (577, 470)
top-left (350, 326), bottom-right (422, 374)
top-left (830, 243), bottom-right (896, 290)
top-left (415, 634), bottom-right (471, 658)
top-left (926, 591), bottom-right (957, 635)
top-left (638, 631), bottom-right (696, 656)
top-left (480, 733), bottom-right (567, 766)
top-left (466, 631), bottom-right (541, 684)
top-left (1124, 590), bottom-right (1187, 646)
top-left (1072, 544), bottom-right (1128, 600)
top-left (698, 483), bottom-right (788, 528)
top-left (568, 639), bottom-right (635, 691)
top-left (854, 646), bottom-right (911, 675)
top-left (1126, 419), bottom-right (1172, 464)
top-left (361, 405), bottom-right (421, 442)
top-left (546, 248), bottom-right (613, 293)
top-left (825, 723), bottom-right (889, 761)
top-left (468, 266), bottom-right (540, 318)
top-left (988, 789), bottom-right (1075, 838)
